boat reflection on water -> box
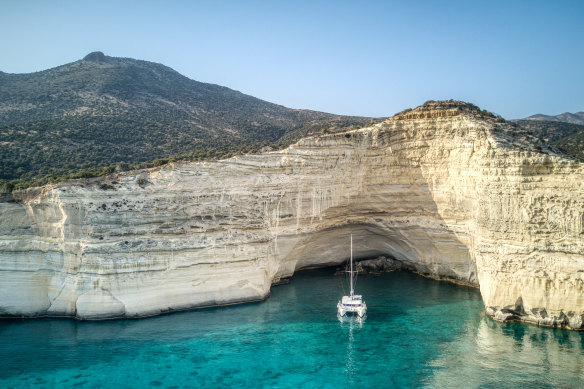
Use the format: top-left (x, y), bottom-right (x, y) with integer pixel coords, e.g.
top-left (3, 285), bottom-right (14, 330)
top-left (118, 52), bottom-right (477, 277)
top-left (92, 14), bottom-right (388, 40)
top-left (338, 313), bottom-right (365, 379)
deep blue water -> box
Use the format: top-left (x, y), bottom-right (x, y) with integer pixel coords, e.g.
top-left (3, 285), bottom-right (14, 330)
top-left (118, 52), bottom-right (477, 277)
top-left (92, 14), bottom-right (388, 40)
top-left (1, 270), bottom-right (583, 388)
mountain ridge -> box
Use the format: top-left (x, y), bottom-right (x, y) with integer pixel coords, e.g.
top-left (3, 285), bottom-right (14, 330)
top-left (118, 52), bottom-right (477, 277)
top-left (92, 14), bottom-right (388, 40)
top-left (0, 52), bottom-right (376, 187)
top-left (523, 111), bottom-right (584, 125)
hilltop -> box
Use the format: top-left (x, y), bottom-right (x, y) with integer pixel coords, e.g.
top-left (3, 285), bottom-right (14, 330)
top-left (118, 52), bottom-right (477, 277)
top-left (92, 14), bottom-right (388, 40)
top-left (0, 52), bottom-right (375, 188)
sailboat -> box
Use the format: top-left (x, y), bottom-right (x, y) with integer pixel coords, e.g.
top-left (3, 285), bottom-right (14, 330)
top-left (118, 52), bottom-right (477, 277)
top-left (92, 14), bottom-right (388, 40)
top-left (337, 234), bottom-right (367, 317)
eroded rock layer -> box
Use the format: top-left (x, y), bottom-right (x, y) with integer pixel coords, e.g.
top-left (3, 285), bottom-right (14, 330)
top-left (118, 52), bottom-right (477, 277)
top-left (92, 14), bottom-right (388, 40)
top-left (1, 101), bottom-right (583, 328)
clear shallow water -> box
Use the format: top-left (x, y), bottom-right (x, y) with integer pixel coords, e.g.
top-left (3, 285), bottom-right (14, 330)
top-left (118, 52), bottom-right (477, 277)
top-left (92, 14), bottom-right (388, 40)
top-left (1, 270), bottom-right (583, 388)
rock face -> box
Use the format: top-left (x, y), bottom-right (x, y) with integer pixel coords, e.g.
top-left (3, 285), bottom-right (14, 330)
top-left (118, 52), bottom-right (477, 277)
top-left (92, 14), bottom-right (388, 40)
top-left (1, 101), bottom-right (583, 328)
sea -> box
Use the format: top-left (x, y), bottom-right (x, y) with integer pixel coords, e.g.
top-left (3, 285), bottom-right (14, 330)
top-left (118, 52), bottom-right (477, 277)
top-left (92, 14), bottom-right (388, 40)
top-left (1, 269), bottom-right (583, 388)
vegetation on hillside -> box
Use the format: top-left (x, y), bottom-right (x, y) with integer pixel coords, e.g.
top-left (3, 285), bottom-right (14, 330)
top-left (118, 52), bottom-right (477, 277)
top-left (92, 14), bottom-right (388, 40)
top-left (513, 120), bottom-right (584, 143)
top-left (514, 120), bottom-right (584, 161)
top-left (0, 52), bottom-right (378, 191)
top-left (394, 100), bottom-right (504, 122)
top-left (554, 131), bottom-right (584, 161)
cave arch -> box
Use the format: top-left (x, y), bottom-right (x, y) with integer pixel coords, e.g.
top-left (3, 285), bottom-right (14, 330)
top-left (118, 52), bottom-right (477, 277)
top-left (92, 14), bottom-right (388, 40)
top-left (277, 222), bottom-right (477, 285)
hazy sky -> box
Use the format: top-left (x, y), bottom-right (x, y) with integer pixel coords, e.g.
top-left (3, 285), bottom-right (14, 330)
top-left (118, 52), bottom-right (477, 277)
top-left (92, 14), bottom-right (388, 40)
top-left (1, 0), bottom-right (582, 119)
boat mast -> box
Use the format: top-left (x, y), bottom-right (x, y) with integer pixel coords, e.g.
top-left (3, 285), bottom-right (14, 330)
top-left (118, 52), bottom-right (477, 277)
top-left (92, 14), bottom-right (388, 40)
top-left (350, 234), bottom-right (354, 297)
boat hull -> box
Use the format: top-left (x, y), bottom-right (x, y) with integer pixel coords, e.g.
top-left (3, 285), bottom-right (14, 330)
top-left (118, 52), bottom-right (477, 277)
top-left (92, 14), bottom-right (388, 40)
top-left (337, 300), bottom-right (367, 317)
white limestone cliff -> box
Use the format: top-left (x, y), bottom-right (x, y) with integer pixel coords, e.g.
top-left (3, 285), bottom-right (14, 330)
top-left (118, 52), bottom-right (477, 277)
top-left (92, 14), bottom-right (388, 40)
top-left (1, 101), bottom-right (583, 328)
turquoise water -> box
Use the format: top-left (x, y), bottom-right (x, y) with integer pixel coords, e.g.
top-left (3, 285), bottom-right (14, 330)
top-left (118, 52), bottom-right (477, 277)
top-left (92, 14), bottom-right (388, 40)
top-left (1, 270), bottom-right (583, 388)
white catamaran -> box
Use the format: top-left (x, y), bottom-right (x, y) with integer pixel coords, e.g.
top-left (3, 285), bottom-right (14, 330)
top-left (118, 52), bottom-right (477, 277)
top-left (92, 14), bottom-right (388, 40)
top-left (337, 234), bottom-right (367, 317)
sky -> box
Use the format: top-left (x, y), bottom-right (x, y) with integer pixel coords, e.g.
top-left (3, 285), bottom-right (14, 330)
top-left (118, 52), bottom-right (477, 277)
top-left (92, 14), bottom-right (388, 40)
top-left (1, 0), bottom-right (583, 119)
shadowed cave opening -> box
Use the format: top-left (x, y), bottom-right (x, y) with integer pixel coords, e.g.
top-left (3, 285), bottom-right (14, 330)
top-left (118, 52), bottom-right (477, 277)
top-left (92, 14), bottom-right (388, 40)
top-left (278, 223), bottom-right (477, 287)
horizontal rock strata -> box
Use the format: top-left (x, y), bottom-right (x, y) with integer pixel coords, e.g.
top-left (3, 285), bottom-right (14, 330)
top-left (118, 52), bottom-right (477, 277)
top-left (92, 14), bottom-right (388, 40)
top-left (1, 101), bottom-right (583, 328)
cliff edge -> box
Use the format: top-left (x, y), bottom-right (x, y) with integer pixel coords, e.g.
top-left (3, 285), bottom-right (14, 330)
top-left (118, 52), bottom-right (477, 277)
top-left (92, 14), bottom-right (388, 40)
top-left (1, 100), bottom-right (583, 328)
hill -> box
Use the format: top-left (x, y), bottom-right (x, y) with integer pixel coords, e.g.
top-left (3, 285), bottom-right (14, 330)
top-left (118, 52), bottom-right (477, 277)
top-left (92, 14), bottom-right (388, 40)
top-left (513, 120), bottom-right (584, 161)
top-left (513, 119), bottom-right (584, 143)
top-left (553, 130), bottom-right (584, 160)
top-left (523, 112), bottom-right (584, 125)
top-left (0, 52), bottom-right (376, 188)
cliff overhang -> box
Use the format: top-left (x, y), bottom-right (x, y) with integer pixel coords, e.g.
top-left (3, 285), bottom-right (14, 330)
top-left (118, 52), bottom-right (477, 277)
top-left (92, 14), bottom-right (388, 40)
top-left (1, 100), bottom-right (583, 329)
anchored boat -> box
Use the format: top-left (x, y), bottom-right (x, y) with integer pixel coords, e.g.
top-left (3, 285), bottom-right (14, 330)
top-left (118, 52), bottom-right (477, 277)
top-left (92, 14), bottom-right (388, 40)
top-left (337, 234), bottom-right (367, 317)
